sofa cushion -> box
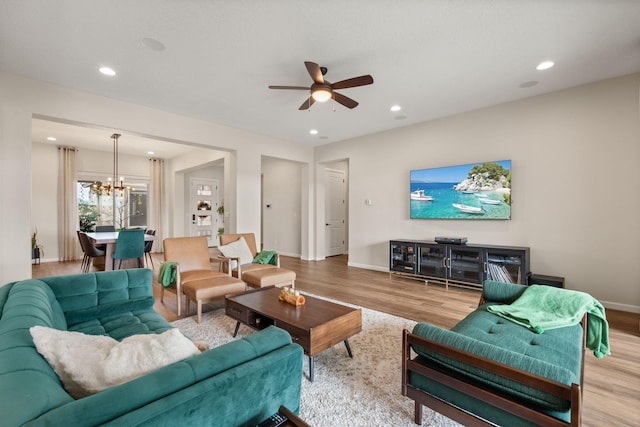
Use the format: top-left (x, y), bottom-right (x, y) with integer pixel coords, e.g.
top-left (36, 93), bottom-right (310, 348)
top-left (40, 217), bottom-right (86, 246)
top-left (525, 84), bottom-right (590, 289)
top-left (40, 269), bottom-right (154, 325)
top-left (67, 309), bottom-right (172, 340)
top-left (31, 326), bottom-right (200, 399)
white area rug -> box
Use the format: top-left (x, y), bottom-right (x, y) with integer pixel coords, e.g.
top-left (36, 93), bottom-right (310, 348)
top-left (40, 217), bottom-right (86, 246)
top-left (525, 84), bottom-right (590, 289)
top-left (171, 298), bottom-right (461, 427)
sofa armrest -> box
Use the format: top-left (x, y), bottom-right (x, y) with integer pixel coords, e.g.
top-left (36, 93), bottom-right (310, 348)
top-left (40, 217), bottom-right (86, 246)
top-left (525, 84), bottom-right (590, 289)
top-left (481, 280), bottom-right (527, 305)
top-left (25, 326), bottom-right (302, 427)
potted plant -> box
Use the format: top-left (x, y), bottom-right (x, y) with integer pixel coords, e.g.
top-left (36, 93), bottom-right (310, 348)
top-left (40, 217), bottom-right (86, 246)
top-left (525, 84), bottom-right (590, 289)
top-left (31, 228), bottom-right (44, 260)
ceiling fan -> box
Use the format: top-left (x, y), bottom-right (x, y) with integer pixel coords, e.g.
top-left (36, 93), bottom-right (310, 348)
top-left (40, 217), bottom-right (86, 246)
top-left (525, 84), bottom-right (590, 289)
top-left (268, 61), bottom-right (374, 110)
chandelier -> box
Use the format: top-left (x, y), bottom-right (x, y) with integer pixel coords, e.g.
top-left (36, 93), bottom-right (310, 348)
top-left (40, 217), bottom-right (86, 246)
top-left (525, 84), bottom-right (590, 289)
top-left (93, 133), bottom-right (134, 196)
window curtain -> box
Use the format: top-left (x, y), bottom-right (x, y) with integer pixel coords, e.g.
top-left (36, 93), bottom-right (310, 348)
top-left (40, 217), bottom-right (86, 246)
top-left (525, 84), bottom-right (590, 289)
top-left (148, 158), bottom-right (164, 253)
top-left (58, 147), bottom-right (79, 261)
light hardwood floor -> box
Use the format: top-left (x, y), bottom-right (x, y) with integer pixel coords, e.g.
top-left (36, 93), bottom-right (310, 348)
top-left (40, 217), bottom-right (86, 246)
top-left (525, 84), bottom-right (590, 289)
top-left (32, 254), bottom-right (639, 427)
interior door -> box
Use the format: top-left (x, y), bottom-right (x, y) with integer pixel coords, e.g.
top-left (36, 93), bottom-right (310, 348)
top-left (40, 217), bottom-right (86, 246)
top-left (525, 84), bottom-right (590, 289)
top-left (324, 169), bottom-right (346, 257)
top-left (189, 178), bottom-right (218, 246)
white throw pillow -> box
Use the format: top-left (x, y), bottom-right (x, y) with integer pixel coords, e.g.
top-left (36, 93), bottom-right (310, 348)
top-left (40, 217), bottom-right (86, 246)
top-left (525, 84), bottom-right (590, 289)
top-left (30, 326), bottom-right (200, 399)
top-left (218, 236), bottom-right (254, 266)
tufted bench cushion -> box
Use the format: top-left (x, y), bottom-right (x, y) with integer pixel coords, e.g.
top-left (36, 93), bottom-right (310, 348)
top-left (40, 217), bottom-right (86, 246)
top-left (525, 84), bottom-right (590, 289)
top-left (243, 268), bottom-right (296, 289)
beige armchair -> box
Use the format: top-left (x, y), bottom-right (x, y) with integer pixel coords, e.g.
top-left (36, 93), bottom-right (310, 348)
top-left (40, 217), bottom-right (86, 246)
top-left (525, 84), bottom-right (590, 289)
top-left (162, 236), bottom-right (245, 322)
top-left (218, 233), bottom-right (279, 279)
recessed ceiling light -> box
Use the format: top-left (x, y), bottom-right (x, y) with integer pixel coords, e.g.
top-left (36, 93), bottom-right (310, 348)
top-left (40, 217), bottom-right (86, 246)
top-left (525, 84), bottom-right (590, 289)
top-left (147, 151), bottom-right (155, 155)
top-left (46, 136), bottom-right (57, 141)
top-left (140, 37), bottom-right (166, 51)
top-left (390, 105), bottom-right (402, 112)
top-left (536, 61), bottom-right (554, 71)
top-left (99, 66), bottom-right (116, 76)
top-left (309, 129), bottom-right (319, 135)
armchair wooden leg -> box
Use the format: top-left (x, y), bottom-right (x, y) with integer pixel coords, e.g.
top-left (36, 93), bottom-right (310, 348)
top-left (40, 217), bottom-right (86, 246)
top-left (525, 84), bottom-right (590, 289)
top-left (196, 300), bottom-right (203, 324)
top-left (415, 401), bottom-right (422, 425)
top-left (176, 291), bottom-right (182, 316)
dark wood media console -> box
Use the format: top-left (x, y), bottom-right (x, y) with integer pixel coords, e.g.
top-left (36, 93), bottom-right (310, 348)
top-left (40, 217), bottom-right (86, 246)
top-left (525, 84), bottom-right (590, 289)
top-left (390, 240), bottom-right (530, 290)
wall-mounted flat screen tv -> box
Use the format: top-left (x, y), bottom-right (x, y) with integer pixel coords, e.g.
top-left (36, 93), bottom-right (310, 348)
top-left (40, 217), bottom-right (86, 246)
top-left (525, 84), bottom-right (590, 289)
top-left (410, 160), bottom-right (511, 220)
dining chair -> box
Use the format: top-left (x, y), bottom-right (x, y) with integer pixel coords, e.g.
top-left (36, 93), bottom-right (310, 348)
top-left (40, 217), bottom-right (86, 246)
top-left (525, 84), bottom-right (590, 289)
top-left (111, 229), bottom-right (145, 270)
top-left (144, 229), bottom-right (156, 269)
top-left (93, 225), bottom-right (114, 250)
top-left (77, 231), bottom-right (106, 273)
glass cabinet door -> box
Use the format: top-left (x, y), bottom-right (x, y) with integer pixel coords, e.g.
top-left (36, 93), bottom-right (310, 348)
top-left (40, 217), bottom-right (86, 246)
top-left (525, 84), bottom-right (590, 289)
top-left (448, 246), bottom-right (483, 283)
top-left (390, 242), bottom-right (416, 273)
top-left (485, 249), bottom-right (526, 284)
top-left (417, 244), bottom-right (447, 278)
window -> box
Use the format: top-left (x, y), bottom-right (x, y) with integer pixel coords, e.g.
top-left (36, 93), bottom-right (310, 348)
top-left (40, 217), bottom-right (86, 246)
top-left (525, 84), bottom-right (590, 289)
top-left (78, 180), bottom-right (148, 231)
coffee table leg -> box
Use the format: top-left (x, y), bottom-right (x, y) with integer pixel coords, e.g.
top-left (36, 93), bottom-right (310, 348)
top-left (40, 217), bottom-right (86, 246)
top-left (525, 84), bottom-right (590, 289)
top-left (344, 339), bottom-right (353, 358)
top-left (309, 356), bottom-right (315, 382)
top-left (233, 321), bottom-right (240, 337)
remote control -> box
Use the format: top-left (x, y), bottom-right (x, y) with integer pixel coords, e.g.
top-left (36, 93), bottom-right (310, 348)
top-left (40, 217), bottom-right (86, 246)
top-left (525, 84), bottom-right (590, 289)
top-left (256, 411), bottom-right (288, 427)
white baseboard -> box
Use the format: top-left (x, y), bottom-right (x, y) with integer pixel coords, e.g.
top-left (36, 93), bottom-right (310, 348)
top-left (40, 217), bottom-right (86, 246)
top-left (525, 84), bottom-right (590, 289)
top-left (33, 257), bottom-right (60, 264)
top-left (346, 261), bottom-right (388, 272)
top-left (601, 300), bottom-right (640, 314)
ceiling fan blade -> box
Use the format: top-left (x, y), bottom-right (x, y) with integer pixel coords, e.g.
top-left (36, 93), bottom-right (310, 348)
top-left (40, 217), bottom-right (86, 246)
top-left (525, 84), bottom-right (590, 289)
top-left (334, 92), bottom-right (359, 109)
top-left (268, 85), bottom-right (309, 90)
top-left (304, 61), bottom-right (324, 85)
top-left (298, 97), bottom-right (316, 110)
top-left (331, 75), bottom-right (374, 90)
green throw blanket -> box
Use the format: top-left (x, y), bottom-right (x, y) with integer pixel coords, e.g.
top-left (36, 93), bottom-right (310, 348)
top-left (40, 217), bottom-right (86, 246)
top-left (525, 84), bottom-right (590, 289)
top-left (487, 285), bottom-right (610, 358)
top-left (158, 262), bottom-right (177, 288)
top-left (253, 250), bottom-right (278, 266)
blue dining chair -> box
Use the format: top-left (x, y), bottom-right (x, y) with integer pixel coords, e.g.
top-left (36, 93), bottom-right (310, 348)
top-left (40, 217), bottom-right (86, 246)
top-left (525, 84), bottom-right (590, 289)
top-left (112, 229), bottom-right (145, 270)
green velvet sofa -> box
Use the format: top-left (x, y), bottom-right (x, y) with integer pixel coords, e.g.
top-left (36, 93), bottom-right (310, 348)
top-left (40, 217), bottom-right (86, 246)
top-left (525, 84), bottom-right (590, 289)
top-left (0, 269), bottom-right (303, 427)
top-left (402, 280), bottom-right (585, 427)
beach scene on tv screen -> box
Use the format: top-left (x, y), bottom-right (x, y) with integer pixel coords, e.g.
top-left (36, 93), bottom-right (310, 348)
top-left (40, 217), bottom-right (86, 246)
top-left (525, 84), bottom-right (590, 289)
top-left (410, 160), bottom-right (511, 219)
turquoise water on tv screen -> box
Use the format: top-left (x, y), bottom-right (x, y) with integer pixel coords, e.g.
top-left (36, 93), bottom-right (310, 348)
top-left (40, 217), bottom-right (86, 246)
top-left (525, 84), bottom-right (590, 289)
top-left (410, 182), bottom-right (511, 219)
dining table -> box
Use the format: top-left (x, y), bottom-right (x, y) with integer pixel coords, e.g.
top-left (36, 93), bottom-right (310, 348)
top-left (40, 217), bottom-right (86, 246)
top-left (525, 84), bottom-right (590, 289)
top-left (85, 231), bottom-right (155, 271)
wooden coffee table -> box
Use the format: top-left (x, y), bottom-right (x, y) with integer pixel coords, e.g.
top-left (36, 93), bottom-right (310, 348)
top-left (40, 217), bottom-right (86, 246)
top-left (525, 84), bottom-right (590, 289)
top-left (225, 287), bottom-right (362, 381)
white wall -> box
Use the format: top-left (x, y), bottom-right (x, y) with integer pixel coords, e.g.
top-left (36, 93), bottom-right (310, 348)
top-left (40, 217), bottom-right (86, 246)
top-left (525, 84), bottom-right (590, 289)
top-left (31, 143), bottom-right (59, 262)
top-left (0, 70), bottom-right (314, 284)
top-left (315, 73), bottom-right (640, 311)
top-left (262, 157), bottom-right (302, 256)
top-left (1, 107), bottom-right (32, 282)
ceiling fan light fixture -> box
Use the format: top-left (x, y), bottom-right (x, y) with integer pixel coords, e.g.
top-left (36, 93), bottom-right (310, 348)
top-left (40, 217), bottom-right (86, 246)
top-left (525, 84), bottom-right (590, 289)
top-left (311, 87), bottom-right (332, 102)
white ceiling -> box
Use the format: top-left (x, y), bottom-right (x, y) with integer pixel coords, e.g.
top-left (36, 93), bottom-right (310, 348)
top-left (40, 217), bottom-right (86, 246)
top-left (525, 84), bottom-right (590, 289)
top-left (31, 118), bottom-right (197, 159)
top-left (2, 1), bottom-right (640, 153)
